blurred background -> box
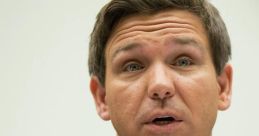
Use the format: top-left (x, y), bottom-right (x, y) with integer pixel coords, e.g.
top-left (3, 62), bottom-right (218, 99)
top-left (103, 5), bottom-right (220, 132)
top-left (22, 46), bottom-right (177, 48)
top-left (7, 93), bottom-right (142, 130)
top-left (0, 0), bottom-right (258, 135)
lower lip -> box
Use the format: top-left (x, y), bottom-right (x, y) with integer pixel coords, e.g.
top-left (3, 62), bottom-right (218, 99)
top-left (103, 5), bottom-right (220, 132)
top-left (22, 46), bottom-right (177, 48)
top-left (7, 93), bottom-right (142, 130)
top-left (144, 121), bottom-right (183, 134)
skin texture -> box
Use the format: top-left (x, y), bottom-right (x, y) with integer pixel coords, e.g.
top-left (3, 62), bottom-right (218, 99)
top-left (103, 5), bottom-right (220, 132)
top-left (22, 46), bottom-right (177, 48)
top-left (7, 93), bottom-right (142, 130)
top-left (90, 9), bottom-right (232, 136)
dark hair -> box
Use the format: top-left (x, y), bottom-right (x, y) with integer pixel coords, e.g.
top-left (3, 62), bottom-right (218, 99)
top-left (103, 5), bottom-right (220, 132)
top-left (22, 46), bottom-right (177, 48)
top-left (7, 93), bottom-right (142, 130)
top-left (88, 0), bottom-right (231, 85)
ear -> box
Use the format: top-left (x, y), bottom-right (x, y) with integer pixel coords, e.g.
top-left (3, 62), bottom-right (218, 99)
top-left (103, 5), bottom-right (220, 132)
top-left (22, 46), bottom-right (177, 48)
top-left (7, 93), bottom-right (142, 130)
top-left (90, 75), bottom-right (110, 120)
top-left (217, 64), bottom-right (233, 111)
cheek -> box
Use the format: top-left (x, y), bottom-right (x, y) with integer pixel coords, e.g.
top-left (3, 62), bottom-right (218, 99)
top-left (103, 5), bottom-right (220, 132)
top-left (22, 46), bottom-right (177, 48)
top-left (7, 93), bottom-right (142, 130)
top-left (105, 79), bottom-right (145, 132)
top-left (176, 72), bottom-right (219, 127)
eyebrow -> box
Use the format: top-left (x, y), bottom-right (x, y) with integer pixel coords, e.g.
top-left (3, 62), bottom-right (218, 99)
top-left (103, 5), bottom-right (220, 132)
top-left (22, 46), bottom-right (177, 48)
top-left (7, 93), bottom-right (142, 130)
top-left (111, 43), bottom-right (141, 60)
top-left (111, 37), bottom-right (204, 60)
top-left (173, 37), bottom-right (204, 50)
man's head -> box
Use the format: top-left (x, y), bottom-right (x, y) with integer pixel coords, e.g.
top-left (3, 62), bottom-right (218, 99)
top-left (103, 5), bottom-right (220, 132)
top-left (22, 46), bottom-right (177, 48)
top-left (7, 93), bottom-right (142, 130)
top-left (89, 0), bottom-right (232, 136)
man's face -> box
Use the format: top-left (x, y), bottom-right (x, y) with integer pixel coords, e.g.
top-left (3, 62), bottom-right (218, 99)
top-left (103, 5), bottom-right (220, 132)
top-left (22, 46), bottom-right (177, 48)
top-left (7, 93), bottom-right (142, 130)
top-left (91, 9), bottom-right (232, 136)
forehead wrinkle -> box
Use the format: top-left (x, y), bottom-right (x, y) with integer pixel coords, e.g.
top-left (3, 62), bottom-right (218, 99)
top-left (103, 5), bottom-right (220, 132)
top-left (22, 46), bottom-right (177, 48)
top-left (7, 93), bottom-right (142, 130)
top-left (108, 21), bottom-right (198, 50)
top-left (112, 18), bottom-right (196, 40)
top-left (117, 19), bottom-right (195, 35)
top-left (115, 9), bottom-right (198, 33)
top-left (108, 9), bottom-right (203, 45)
top-left (106, 9), bottom-right (208, 63)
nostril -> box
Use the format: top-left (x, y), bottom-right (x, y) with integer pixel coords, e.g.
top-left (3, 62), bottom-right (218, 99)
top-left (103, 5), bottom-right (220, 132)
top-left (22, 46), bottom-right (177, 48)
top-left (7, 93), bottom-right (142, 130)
top-left (151, 91), bottom-right (173, 100)
top-left (165, 91), bottom-right (170, 96)
top-left (153, 93), bottom-right (159, 97)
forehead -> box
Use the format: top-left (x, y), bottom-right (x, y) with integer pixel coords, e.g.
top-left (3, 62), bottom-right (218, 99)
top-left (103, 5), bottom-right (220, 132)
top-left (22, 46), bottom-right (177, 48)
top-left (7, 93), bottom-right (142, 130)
top-left (106, 9), bottom-right (209, 55)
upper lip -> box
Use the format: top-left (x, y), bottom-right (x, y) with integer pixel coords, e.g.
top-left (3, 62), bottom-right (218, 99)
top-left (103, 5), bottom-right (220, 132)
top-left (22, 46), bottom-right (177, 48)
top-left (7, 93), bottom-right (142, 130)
top-left (143, 110), bottom-right (183, 124)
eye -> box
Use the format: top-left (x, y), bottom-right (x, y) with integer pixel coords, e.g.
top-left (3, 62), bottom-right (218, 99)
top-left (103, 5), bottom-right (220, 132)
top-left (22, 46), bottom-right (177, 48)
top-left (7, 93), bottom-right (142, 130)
top-left (174, 56), bottom-right (193, 67)
top-left (123, 62), bottom-right (144, 72)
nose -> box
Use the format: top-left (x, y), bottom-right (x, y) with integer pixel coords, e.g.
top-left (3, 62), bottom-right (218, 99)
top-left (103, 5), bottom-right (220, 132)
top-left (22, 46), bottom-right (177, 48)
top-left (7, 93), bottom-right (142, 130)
top-left (147, 64), bottom-right (175, 100)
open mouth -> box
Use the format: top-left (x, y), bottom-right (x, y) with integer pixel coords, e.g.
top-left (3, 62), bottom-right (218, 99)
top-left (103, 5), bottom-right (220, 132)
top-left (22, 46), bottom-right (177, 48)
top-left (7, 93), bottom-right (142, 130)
top-left (144, 114), bottom-right (183, 133)
top-left (152, 116), bottom-right (175, 125)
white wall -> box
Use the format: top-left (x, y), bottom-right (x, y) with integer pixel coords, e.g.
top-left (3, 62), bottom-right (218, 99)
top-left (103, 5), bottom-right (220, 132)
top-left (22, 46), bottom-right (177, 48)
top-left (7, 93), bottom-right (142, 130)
top-left (0, 0), bottom-right (258, 136)
top-left (211, 0), bottom-right (259, 135)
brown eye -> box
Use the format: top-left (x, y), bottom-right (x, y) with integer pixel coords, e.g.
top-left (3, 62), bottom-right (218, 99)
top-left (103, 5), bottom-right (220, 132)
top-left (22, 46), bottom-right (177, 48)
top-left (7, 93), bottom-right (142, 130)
top-left (124, 62), bottom-right (144, 72)
top-left (174, 56), bottom-right (192, 67)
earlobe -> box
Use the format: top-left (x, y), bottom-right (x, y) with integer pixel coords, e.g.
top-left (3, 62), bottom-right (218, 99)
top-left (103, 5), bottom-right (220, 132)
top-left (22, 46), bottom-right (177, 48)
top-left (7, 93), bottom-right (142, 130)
top-left (90, 76), bottom-right (110, 120)
top-left (217, 64), bottom-right (233, 111)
